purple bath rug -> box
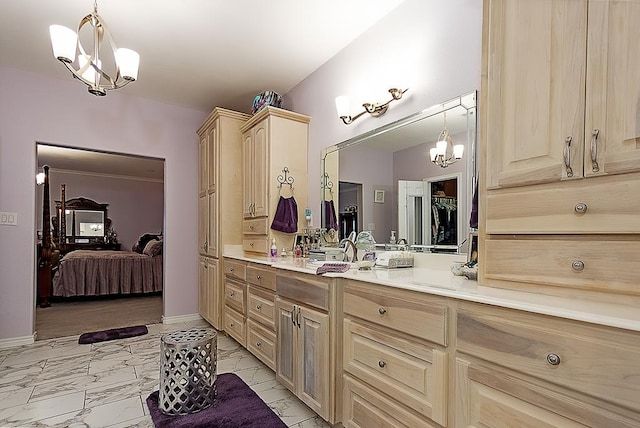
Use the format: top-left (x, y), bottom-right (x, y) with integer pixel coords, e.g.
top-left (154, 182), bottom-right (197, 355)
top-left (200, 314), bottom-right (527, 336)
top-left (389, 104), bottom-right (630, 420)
top-left (78, 325), bottom-right (148, 344)
top-left (146, 373), bottom-right (287, 428)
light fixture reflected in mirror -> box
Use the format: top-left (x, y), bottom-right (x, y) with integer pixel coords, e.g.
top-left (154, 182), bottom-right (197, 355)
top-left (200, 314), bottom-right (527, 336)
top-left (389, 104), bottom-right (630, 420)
top-left (430, 111), bottom-right (464, 168)
top-left (36, 172), bottom-right (46, 185)
top-left (335, 88), bottom-right (408, 125)
top-left (49, 0), bottom-right (140, 96)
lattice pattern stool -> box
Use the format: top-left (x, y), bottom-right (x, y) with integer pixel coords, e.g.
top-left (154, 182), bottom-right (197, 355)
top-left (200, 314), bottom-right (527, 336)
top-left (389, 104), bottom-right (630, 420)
top-left (159, 328), bottom-right (217, 415)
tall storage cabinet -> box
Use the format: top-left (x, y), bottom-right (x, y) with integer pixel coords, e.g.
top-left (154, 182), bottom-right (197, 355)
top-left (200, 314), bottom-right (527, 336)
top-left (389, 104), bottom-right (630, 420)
top-left (197, 108), bottom-right (250, 328)
top-left (240, 107), bottom-right (310, 254)
top-left (480, 0), bottom-right (640, 299)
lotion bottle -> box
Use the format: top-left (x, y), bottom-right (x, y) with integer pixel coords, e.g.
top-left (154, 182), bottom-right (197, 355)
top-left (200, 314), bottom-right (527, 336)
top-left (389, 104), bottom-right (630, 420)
top-left (270, 238), bottom-right (278, 258)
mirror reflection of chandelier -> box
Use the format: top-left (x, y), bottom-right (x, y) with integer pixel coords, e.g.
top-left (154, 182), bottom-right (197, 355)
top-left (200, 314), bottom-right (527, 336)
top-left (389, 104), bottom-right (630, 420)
top-left (49, 0), bottom-right (140, 96)
top-left (430, 111), bottom-right (464, 168)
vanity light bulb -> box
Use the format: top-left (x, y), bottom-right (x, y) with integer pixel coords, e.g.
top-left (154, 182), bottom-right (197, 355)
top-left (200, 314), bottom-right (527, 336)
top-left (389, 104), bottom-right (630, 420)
top-left (335, 96), bottom-right (351, 118)
top-left (436, 140), bottom-right (448, 156)
top-left (453, 144), bottom-right (464, 159)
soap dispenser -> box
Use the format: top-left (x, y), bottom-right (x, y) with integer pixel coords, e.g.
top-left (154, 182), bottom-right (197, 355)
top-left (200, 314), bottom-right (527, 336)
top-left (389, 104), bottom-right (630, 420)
top-left (390, 230), bottom-right (396, 245)
top-left (270, 239), bottom-right (278, 258)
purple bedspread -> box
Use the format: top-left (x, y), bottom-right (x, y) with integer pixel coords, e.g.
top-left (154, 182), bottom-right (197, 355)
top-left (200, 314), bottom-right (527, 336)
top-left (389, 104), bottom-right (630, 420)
top-left (53, 250), bottom-right (162, 297)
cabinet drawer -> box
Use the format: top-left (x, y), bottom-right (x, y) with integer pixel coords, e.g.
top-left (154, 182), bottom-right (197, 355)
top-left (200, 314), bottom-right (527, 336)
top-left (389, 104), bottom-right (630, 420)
top-left (343, 319), bottom-right (447, 424)
top-left (247, 285), bottom-right (275, 329)
top-left (342, 375), bottom-right (438, 428)
top-left (246, 265), bottom-right (276, 291)
top-left (224, 278), bottom-right (245, 314)
top-left (243, 237), bottom-right (268, 254)
top-left (246, 319), bottom-right (276, 371)
top-left (223, 259), bottom-right (246, 280)
top-left (343, 280), bottom-right (448, 346)
top-left (224, 306), bottom-right (245, 347)
top-left (486, 173), bottom-right (640, 234)
top-left (276, 271), bottom-right (329, 311)
top-left (457, 303), bottom-right (640, 412)
top-left (243, 218), bottom-right (268, 235)
top-left (484, 237), bottom-right (640, 296)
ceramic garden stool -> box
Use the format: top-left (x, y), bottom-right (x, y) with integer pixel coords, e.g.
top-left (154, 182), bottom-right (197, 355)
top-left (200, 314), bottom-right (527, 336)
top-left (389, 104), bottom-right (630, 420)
top-left (159, 328), bottom-right (218, 415)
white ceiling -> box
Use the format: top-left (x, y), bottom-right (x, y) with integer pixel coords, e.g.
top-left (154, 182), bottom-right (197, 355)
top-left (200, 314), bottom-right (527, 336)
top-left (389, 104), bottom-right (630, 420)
top-left (1, 0), bottom-right (404, 113)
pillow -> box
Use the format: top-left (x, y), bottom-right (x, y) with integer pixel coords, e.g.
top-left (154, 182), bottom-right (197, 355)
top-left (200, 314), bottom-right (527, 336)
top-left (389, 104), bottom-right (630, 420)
top-left (134, 233), bottom-right (161, 253)
top-left (143, 239), bottom-right (163, 257)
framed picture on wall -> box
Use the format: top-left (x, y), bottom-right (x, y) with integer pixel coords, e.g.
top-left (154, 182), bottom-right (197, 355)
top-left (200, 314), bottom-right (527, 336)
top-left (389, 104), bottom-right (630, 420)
top-left (374, 189), bottom-right (385, 204)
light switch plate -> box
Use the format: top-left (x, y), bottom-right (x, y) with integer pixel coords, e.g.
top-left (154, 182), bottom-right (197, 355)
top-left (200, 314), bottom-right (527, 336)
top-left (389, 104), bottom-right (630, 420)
top-left (0, 212), bottom-right (18, 225)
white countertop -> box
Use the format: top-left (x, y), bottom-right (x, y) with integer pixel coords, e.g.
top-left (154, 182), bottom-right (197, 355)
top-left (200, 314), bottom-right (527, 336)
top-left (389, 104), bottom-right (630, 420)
top-left (223, 246), bottom-right (640, 333)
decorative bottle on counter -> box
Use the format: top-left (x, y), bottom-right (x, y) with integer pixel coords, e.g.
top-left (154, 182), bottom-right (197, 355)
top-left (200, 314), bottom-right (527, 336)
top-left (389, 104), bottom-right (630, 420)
top-left (270, 239), bottom-right (278, 258)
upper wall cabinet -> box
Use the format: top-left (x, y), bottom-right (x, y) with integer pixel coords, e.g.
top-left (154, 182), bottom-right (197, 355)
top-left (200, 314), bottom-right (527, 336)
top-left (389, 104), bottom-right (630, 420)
top-left (484, 0), bottom-right (640, 190)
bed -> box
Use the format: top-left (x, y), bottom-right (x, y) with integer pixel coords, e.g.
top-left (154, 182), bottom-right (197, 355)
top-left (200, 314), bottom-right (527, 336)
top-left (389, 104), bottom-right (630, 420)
top-left (52, 238), bottom-right (163, 297)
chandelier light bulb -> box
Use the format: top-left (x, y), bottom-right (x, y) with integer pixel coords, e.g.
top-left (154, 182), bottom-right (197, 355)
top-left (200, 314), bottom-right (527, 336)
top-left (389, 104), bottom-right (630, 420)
top-left (453, 144), bottom-right (464, 159)
top-left (49, 25), bottom-right (77, 63)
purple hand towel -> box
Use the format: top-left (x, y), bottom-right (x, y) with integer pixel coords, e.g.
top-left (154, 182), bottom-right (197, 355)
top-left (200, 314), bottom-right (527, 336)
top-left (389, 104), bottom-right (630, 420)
top-left (271, 196), bottom-right (298, 233)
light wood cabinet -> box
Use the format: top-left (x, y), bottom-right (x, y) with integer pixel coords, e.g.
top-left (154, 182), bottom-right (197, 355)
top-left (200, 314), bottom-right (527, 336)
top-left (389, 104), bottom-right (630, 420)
top-left (342, 280), bottom-right (449, 427)
top-left (240, 107), bottom-right (310, 254)
top-left (198, 256), bottom-right (218, 325)
top-left (480, 0), bottom-right (640, 300)
top-left (197, 108), bottom-right (249, 328)
top-left (245, 264), bottom-right (277, 370)
top-left (276, 296), bottom-right (330, 420)
top-left (455, 302), bottom-right (640, 427)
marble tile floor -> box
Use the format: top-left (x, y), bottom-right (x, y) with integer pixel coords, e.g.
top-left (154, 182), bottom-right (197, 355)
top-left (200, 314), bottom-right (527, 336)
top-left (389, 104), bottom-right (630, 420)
top-left (0, 319), bottom-right (330, 428)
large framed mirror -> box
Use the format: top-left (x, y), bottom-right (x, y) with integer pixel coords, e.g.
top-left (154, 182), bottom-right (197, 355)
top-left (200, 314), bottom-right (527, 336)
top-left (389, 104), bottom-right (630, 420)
top-left (54, 197), bottom-right (108, 244)
top-left (321, 91), bottom-right (477, 252)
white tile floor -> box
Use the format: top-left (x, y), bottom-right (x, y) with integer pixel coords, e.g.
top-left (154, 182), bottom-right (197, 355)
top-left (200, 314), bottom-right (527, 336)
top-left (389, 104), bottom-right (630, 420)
top-left (0, 320), bottom-right (330, 427)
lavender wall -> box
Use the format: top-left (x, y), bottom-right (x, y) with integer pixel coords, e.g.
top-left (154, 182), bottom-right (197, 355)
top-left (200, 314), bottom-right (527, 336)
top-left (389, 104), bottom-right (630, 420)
top-left (284, 0), bottom-right (482, 224)
top-left (0, 65), bottom-right (207, 341)
top-left (35, 171), bottom-right (164, 251)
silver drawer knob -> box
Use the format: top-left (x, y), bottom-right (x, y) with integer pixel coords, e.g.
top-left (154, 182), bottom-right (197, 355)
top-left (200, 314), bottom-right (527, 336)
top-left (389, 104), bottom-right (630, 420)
top-left (546, 353), bottom-right (561, 366)
top-left (256, 304), bottom-right (262, 310)
top-left (257, 275), bottom-right (261, 280)
top-left (378, 360), bottom-right (386, 368)
top-left (571, 260), bottom-right (585, 271)
top-left (230, 291), bottom-right (235, 297)
top-left (230, 268), bottom-right (234, 272)
top-left (256, 341), bottom-right (262, 347)
top-left (378, 307), bottom-right (387, 315)
top-left (574, 203), bottom-right (588, 214)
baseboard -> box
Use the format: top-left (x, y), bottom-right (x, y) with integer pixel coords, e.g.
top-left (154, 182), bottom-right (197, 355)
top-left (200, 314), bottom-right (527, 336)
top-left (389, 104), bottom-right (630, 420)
top-left (161, 313), bottom-right (203, 324)
top-left (0, 333), bottom-right (36, 349)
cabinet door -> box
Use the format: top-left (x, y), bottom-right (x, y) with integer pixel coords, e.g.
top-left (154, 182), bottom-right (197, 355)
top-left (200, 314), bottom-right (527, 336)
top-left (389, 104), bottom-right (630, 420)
top-left (206, 257), bottom-right (219, 327)
top-left (198, 256), bottom-right (208, 320)
top-left (298, 305), bottom-right (329, 420)
top-left (584, 1), bottom-right (640, 178)
top-left (276, 298), bottom-right (296, 393)
top-left (252, 119), bottom-right (269, 218)
top-left (198, 132), bottom-right (207, 197)
top-left (198, 195), bottom-right (208, 255)
top-left (484, 0), bottom-right (587, 189)
top-left (206, 119), bottom-right (218, 192)
top-left (242, 131), bottom-right (253, 218)
top-left (207, 192), bottom-right (217, 258)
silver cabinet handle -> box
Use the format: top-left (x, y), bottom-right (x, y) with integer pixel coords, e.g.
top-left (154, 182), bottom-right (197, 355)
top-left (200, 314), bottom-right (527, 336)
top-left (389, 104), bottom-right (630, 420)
top-left (204, 241), bottom-right (208, 252)
top-left (546, 353), bottom-right (561, 366)
top-left (563, 136), bottom-right (573, 177)
top-left (230, 291), bottom-right (235, 297)
top-left (571, 260), bottom-right (585, 271)
top-left (378, 307), bottom-right (387, 315)
top-left (574, 203), bottom-right (588, 214)
top-left (291, 307), bottom-right (295, 325)
top-left (378, 360), bottom-right (386, 368)
top-left (230, 268), bottom-right (234, 272)
top-left (256, 304), bottom-right (262, 310)
top-left (256, 341), bottom-right (262, 347)
top-left (230, 322), bottom-right (234, 328)
top-left (250, 242), bottom-right (254, 248)
top-left (590, 129), bottom-right (600, 172)
top-left (296, 306), bottom-right (301, 328)
top-left (257, 275), bottom-right (261, 280)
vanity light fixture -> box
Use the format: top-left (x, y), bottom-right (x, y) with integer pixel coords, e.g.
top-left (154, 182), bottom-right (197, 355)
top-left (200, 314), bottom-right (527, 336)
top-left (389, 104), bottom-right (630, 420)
top-left (36, 172), bottom-right (46, 185)
top-left (335, 88), bottom-right (408, 125)
top-left (430, 111), bottom-right (464, 168)
top-left (49, 0), bottom-right (140, 96)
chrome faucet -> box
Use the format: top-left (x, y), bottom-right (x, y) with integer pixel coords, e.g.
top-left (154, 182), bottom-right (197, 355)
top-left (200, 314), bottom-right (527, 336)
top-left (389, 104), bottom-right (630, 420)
top-left (339, 238), bottom-right (357, 262)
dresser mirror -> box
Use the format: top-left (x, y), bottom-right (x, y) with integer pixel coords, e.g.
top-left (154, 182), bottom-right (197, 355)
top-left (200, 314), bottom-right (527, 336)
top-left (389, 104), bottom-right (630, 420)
top-left (55, 197), bottom-right (108, 244)
top-left (321, 91), bottom-right (477, 251)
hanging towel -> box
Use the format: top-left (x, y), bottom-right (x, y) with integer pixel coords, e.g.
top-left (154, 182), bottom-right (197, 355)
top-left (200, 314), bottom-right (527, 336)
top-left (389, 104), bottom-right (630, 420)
top-left (323, 200), bottom-right (338, 232)
top-left (271, 196), bottom-right (298, 233)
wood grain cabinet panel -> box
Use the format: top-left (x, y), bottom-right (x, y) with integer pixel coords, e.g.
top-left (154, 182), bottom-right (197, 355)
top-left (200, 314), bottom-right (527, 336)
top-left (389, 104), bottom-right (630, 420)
top-left (247, 285), bottom-right (276, 329)
top-left (246, 319), bottom-right (276, 371)
top-left (224, 278), bottom-right (245, 314)
top-left (246, 265), bottom-right (276, 291)
top-left (224, 306), bottom-right (245, 347)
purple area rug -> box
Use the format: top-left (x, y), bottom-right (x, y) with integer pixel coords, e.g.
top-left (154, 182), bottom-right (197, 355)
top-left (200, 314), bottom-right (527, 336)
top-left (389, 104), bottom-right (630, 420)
top-left (146, 373), bottom-right (287, 428)
top-left (78, 325), bottom-right (148, 344)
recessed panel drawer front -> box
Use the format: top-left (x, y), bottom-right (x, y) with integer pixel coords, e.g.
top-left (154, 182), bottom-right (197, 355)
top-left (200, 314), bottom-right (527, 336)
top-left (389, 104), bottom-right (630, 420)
top-left (246, 265), bottom-right (276, 291)
top-left (343, 319), bottom-right (447, 424)
top-left (276, 271), bottom-right (329, 311)
top-left (243, 218), bottom-right (268, 235)
top-left (223, 259), bottom-right (246, 280)
top-left (247, 285), bottom-right (275, 329)
top-left (486, 173), bottom-right (640, 234)
top-left (224, 306), bottom-right (245, 347)
top-left (242, 237), bottom-right (268, 254)
top-left (484, 237), bottom-right (640, 295)
top-left (224, 278), bottom-right (245, 313)
top-left (342, 375), bottom-right (439, 428)
top-left (343, 280), bottom-right (448, 346)
top-left (457, 303), bottom-right (640, 412)
top-left (246, 319), bottom-right (276, 371)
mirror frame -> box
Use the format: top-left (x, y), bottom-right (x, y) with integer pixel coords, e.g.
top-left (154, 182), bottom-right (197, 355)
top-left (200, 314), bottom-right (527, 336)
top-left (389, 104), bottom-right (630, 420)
top-left (54, 197), bottom-right (108, 244)
top-left (321, 91), bottom-right (477, 250)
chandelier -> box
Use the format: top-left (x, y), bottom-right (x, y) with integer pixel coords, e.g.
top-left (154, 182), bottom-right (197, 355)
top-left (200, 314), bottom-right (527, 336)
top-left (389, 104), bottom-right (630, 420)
top-left (430, 111), bottom-right (464, 168)
top-left (49, 1), bottom-right (139, 96)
